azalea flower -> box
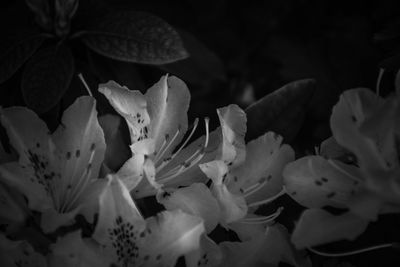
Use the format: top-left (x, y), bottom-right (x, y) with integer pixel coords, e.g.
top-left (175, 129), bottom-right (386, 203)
top-left (0, 96), bottom-right (107, 233)
top-left (99, 75), bottom-right (216, 198)
top-left (90, 175), bottom-right (205, 267)
top-left (284, 88), bottom-right (400, 248)
top-left (198, 105), bottom-right (294, 227)
top-left (158, 104), bottom-right (306, 266)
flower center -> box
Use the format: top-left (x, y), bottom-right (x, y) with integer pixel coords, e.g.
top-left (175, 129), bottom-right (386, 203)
top-left (154, 118), bottom-right (210, 185)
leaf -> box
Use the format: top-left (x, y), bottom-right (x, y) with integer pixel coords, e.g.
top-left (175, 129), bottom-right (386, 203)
top-left (0, 34), bottom-right (46, 84)
top-left (21, 45), bottom-right (74, 114)
top-left (81, 10), bottom-right (188, 64)
top-left (245, 79), bottom-right (316, 142)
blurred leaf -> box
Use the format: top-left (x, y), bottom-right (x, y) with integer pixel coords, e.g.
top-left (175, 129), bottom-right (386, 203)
top-left (21, 45), bottom-right (74, 114)
top-left (81, 10), bottom-right (188, 64)
top-left (245, 79), bottom-right (315, 142)
top-left (160, 29), bottom-right (226, 85)
top-left (0, 34), bottom-right (47, 84)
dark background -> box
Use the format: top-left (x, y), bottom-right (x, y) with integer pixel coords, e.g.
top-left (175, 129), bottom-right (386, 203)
top-left (1, 0), bottom-right (400, 266)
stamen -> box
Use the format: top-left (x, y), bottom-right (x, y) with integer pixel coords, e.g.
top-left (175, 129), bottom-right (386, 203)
top-left (243, 177), bottom-right (268, 198)
top-left (308, 242), bottom-right (396, 257)
top-left (238, 207), bottom-right (284, 224)
top-left (155, 118), bottom-right (199, 169)
top-left (78, 73), bottom-right (93, 97)
top-left (247, 189), bottom-right (286, 208)
top-left (156, 118), bottom-right (210, 184)
top-left (376, 68), bottom-right (384, 96)
top-left (154, 127), bottom-right (181, 165)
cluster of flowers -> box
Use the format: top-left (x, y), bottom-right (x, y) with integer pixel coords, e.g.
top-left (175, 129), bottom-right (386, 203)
top-left (0, 74), bottom-right (398, 267)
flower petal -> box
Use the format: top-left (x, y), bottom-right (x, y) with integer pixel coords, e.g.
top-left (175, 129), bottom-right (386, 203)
top-left (99, 81), bottom-right (150, 143)
top-left (53, 96), bottom-right (105, 180)
top-left (138, 209), bottom-right (205, 267)
top-left (291, 209), bottom-right (369, 249)
top-left (0, 106), bottom-right (53, 167)
top-left (145, 75), bottom-right (190, 157)
top-left (283, 156), bottom-right (361, 209)
top-left (157, 183), bottom-right (220, 233)
top-left (0, 233), bottom-right (47, 267)
top-left (93, 175), bottom-right (144, 245)
top-left (49, 231), bottom-right (109, 267)
top-left (200, 160), bottom-right (248, 224)
top-left (330, 88), bottom-right (387, 171)
top-left (216, 104), bottom-right (247, 167)
top-left (228, 132), bottom-right (294, 203)
top-left (185, 234), bottom-right (223, 267)
top-left (0, 162), bottom-right (52, 211)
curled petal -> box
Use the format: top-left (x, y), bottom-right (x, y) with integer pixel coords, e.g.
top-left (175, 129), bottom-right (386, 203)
top-left (99, 81), bottom-right (150, 143)
top-left (217, 104), bottom-right (247, 167)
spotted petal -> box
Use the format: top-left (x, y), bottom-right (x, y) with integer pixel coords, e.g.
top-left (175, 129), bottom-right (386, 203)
top-left (93, 175), bottom-right (144, 246)
top-left (157, 183), bottom-right (220, 233)
top-left (330, 88), bottom-right (387, 172)
top-left (0, 106), bottom-right (56, 211)
top-left (49, 231), bottom-right (109, 267)
top-left (283, 156), bottom-right (362, 209)
top-left (145, 75), bottom-right (190, 157)
top-left (99, 81), bottom-right (150, 143)
top-left (291, 209), bottom-right (369, 249)
top-left (228, 132), bottom-right (294, 204)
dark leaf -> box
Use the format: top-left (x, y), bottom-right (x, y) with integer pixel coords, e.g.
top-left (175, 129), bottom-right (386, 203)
top-left (80, 10), bottom-right (188, 64)
top-left (21, 45), bottom-right (74, 114)
top-left (245, 79), bottom-right (316, 142)
top-left (0, 34), bottom-right (47, 84)
top-left (160, 29), bottom-right (226, 85)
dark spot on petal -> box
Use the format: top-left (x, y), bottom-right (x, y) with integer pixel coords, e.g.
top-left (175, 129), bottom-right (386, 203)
top-left (75, 150), bottom-right (80, 158)
top-left (66, 152), bottom-right (71, 159)
top-left (267, 175), bottom-right (272, 181)
top-left (90, 143), bottom-right (96, 151)
top-left (315, 180), bottom-right (323, 186)
top-left (321, 177), bottom-right (328, 182)
top-left (351, 115), bottom-right (357, 122)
